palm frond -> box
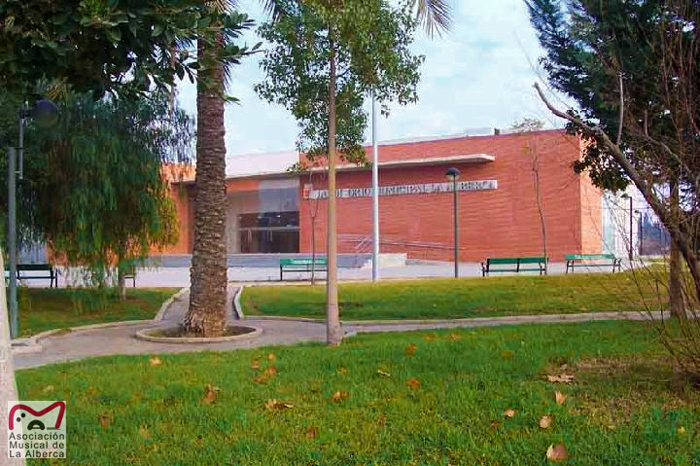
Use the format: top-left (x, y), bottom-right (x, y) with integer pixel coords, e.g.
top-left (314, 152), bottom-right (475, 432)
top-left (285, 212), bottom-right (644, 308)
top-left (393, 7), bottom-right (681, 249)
top-left (261, 0), bottom-right (289, 22)
top-left (415, 0), bottom-right (452, 37)
top-left (207, 0), bottom-right (239, 13)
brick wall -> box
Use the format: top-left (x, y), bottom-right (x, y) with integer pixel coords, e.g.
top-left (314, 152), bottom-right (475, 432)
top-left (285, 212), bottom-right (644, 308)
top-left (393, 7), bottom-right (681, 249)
top-left (300, 130), bottom-right (601, 262)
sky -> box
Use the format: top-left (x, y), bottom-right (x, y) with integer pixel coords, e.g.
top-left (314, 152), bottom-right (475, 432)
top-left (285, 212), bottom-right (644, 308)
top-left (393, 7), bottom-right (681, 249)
top-left (175, 0), bottom-right (570, 157)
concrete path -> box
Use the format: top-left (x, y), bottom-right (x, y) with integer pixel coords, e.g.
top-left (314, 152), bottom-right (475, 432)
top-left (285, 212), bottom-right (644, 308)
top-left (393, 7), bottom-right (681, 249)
top-left (12, 288), bottom-right (657, 370)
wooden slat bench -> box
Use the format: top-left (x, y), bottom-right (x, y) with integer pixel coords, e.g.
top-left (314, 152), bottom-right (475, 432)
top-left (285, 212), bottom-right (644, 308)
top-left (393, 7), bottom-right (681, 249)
top-left (481, 257), bottom-right (548, 277)
top-left (565, 254), bottom-right (622, 273)
top-left (5, 264), bottom-right (59, 287)
top-left (279, 257), bottom-right (328, 281)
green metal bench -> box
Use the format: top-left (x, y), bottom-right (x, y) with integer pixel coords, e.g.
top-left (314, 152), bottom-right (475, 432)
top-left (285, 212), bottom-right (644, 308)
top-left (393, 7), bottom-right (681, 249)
top-left (481, 257), bottom-right (548, 276)
top-left (565, 254), bottom-right (621, 273)
top-left (279, 257), bottom-right (328, 281)
top-left (4, 264), bottom-right (59, 287)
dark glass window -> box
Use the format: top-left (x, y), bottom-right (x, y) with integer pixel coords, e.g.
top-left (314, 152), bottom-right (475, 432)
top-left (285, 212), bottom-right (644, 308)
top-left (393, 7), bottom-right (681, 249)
top-left (236, 211), bottom-right (299, 253)
top-left (238, 211), bottom-right (299, 228)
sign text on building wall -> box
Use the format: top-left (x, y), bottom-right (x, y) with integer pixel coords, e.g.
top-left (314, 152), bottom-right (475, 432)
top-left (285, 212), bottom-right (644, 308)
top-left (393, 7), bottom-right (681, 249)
top-left (306, 179), bottom-right (498, 200)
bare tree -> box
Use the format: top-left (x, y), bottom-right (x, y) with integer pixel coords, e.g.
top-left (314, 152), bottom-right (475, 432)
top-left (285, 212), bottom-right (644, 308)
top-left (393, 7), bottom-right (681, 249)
top-left (512, 118), bottom-right (548, 259)
top-left (300, 161), bottom-right (328, 285)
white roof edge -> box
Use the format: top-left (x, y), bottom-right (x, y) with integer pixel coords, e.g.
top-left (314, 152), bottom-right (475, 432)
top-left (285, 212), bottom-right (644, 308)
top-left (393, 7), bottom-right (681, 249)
top-left (310, 153), bottom-right (495, 173)
top-left (374, 131), bottom-right (491, 146)
top-left (177, 154), bottom-right (495, 183)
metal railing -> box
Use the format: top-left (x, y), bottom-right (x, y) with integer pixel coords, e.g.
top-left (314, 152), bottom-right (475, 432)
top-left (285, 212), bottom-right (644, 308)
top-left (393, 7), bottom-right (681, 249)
top-left (338, 234), bottom-right (452, 253)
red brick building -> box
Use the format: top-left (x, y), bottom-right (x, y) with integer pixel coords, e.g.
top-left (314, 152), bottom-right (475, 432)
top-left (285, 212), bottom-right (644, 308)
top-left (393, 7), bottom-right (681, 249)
top-left (164, 129), bottom-right (605, 262)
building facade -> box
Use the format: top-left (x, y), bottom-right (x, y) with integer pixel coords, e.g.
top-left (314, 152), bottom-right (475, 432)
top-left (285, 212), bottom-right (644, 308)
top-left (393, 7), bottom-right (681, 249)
top-left (165, 129), bottom-right (618, 262)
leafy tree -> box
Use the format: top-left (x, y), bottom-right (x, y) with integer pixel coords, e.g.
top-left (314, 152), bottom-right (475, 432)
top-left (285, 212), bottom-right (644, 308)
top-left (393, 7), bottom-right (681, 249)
top-left (256, 0), bottom-right (423, 345)
top-left (528, 0), bottom-right (700, 371)
top-left (0, 0), bottom-right (251, 99)
top-left (0, 90), bottom-right (194, 298)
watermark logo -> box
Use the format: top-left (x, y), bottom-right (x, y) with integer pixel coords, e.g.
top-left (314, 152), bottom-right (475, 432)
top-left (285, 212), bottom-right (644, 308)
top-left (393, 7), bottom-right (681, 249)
top-left (7, 401), bottom-right (66, 459)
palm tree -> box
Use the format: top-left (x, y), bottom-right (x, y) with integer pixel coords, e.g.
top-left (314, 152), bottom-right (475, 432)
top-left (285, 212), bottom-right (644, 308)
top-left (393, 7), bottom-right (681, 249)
top-left (186, 0), bottom-right (451, 338)
top-left (184, 1), bottom-right (248, 336)
top-left (263, 0), bottom-right (452, 36)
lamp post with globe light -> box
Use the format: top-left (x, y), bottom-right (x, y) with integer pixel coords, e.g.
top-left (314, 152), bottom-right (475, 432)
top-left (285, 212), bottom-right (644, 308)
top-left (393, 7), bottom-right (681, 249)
top-left (7, 99), bottom-right (59, 339)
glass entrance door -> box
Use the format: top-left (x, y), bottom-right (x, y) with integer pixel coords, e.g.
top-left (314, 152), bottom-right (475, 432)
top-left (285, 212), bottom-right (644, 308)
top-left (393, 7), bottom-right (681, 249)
top-left (237, 211), bottom-right (300, 253)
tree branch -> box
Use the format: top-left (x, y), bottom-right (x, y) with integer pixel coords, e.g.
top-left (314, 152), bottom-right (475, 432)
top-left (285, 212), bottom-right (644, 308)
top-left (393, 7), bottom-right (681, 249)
top-left (617, 72), bottom-right (624, 145)
top-left (533, 82), bottom-right (700, 297)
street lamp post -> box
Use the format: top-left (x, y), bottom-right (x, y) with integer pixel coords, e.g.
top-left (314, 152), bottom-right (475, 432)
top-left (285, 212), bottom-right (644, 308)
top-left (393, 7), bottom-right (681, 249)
top-left (446, 167), bottom-right (460, 278)
top-left (371, 91), bottom-right (379, 282)
top-left (7, 99), bottom-right (59, 339)
top-left (635, 210), bottom-right (643, 257)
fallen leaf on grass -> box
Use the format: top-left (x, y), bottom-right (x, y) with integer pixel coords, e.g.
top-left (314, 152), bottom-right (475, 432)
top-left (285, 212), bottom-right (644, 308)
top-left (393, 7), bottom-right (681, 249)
top-left (42, 385), bottom-right (55, 394)
top-left (677, 425), bottom-right (686, 435)
top-left (376, 369), bottom-right (391, 377)
top-left (449, 333), bottom-right (462, 341)
top-left (202, 384), bottom-right (220, 404)
top-left (306, 426), bottom-right (319, 439)
top-left (555, 390), bottom-right (567, 406)
top-left (149, 356), bottom-right (162, 367)
top-left (547, 373), bottom-right (575, 384)
top-left (405, 344), bottom-right (417, 356)
top-left (250, 358), bottom-right (260, 370)
top-left (267, 353), bottom-right (277, 362)
top-left (546, 443), bottom-right (568, 462)
top-left (406, 378), bottom-right (421, 390)
top-left (264, 399), bottom-right (294, 410)
top-left (423, 334), bottom-right (437, 343)
top-left (139, 425), bottom-right (151, 440)
top-left (501, 350), bottom-right (514, 359)
top-left (337, 367), bottom-right (348, 375)
top-left (330, 391), bottom-right (350, 402)
top-left (539, 415), bottom-right (553, 429)
top-left (98, 414), bottom-right (111, 429)
top-left (253, 366), bottom-right (278, 384)
top-left (503, 409), bottom-right (516, 418)
top-left (489, 420), bottom-right (502, 431)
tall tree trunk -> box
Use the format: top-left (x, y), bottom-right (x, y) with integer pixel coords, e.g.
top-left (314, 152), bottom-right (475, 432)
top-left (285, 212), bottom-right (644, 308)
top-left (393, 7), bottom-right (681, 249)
top-left (326, 38), bottom-right (342, 345)
top-left (669, 176), bottom-right (685, 318)
top-left (117, 250), bottom-right (126, 301)
top-left (531, 144), bottom-right (547, 259)
top-left (117, 271), bottom-right (126, 301)
top-left (0, 250), bottom-right (24, 464)
top-left (184, 34), bottom-right (228, 337)
top-left (310, 216), bottom-right (316, 285)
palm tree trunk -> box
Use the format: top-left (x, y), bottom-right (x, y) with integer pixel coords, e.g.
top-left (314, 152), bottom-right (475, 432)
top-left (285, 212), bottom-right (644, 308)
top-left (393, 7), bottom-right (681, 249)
top-left (184, 34), bottom-right (228, 337)
top-left (326, 37), bottom-right (342, 345)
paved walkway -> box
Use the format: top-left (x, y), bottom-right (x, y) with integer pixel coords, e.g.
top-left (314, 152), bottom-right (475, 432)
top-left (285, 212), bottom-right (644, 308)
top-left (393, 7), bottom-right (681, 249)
top-left (13, 288), bottom-right (656, 370)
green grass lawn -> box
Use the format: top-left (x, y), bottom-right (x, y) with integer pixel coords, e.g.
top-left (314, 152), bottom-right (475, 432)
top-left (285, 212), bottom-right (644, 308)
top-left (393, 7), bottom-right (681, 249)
top-left (16, 321), bottom-right (699, 465)
top-left (242, 271), bottom-right (664, 320)
top-left (17, 287), bottom-right (178, 337)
